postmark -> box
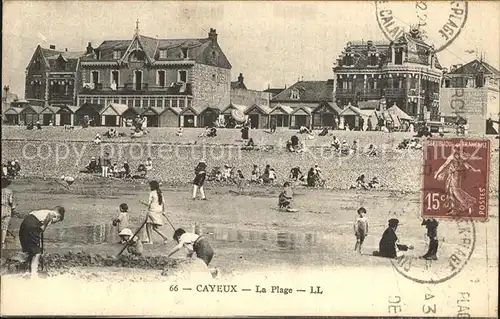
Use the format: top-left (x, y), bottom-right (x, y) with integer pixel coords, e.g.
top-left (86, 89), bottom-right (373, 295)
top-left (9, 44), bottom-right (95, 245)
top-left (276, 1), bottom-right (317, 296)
top-left (391, 218), bottom-right (476, 284)
top-left (422, 138), bottom-right (490, 221)
top-left (375, 1), bottom-right (468, 52)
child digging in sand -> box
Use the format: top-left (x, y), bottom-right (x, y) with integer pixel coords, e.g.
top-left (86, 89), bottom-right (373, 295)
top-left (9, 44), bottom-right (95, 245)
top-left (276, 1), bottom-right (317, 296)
top-left (168, 228), bottom-right (218, 278)
top-left (119, 228), bottom-right (143, 256)
top-left (113, 203), bottom-right (130, 243)
top-left (354, 207), bottom-right (368, 254)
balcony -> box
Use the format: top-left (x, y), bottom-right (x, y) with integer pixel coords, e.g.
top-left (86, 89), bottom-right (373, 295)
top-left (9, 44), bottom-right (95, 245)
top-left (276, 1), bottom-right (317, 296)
top-left (79, 82), bottom-right (193, 96)
top-left (361, 88), bottom-right (383, 99)
top-left (335, 88), bottom-right (356, 97)
top-left (384, 88), bottom-right (406, 97)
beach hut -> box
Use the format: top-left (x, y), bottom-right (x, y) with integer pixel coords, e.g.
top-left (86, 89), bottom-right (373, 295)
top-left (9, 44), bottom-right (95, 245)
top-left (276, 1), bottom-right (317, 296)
top-left (19, 105), bottom-right (44, 125)
top-left (311, 101), bottom-right (342, 129)
top-left (4, 107), bottom-right (23, 125)
top-left (269, 104), bottom-right (293, 128)
top-left (75, 103), bottom-right (104, 126)
top-left (199, 107), bottom-right (221, 128)
top-left (220, 104), bottom-right (249, 128)
top-left (244, 104), bottom-right (272, 129)
top-left (290, 106), bottom-right (312, 129)
top-left (56, 105), bottom-right (79, 126)
top-left (180, 105), bottom-right (205, 128)
top-left (100, 103), bottom-right (129, 127)
top-left (159, 107), bottom-right (181, 127)
top-left (140, 107), bottom-right (164, 127)
top-left (340, 103), bottom-right (377, 131)
top-left (40, 106), bottom-right (59, 125)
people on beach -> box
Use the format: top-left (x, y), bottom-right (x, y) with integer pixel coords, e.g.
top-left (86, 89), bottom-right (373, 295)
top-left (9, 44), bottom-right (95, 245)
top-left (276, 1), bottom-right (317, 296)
top-left (278, 182), bottom-right (294, 211)
top-left (420, 218), bottom-right (439, 260)
top-left (193, 160), bottom-right (207, 200)
top-left (119, 228), bottom-right (143, 256)
top-left (1, 177), bottom-right (16, 249)
top-left (168, 228), bottom-right (218, 278)
top-left (353, 207), bottom-right (368, 254)
top-left (145, 181), bottom-right (169, 244)
top-left (19, 207), bottom-right (65, 276)
top-left (113, 203), bottom-right (130, 241)
top-left (373, 218), bottom-right (413, 259)
top-left (101, 152), bottom-right (111, 178)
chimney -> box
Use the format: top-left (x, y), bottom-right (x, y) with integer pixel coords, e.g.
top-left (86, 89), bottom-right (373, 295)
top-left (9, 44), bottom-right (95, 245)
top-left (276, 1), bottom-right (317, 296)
top-left (49, 45), bottom-right (56, 50)
top-left (208, 28), bottom-right (218, 45)
top-left (86, 42), bottom-right (93, 54)
top-left (238, 73), bottom-right (244, 85)
top-left (65, 48), bottom-right (68, 52)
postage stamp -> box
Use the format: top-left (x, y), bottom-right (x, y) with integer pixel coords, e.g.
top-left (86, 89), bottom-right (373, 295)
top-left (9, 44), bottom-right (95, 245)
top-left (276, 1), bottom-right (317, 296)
top-left (422, 139), bottom-right (490, 221)
top-left (375, 1), bottom-right (468, 52)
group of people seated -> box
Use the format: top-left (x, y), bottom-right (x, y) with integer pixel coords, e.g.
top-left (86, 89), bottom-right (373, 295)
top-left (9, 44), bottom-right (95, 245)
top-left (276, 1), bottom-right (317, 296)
top-left (199, 126), bottom-right (218, 138)
top-left (286, 135), bottom-right (306, 153)
top-left (397, 138), bottom-right (423, 150)
top-left (287, 165), bottom-right (325, 188)
top-left (82, 156), bottom-right (153, 179)
top-left (1, 160), bottom-right (21, 178)
top-left (349, 174), bottom-right (380, 190)
top-left (207, 164), bottom-right (246, 184)
top-left (26, 121), bottom-right (42, 130)
top-left (331, 137), bottom-right (360, 156)
top-left (104, 128), bottom-right (125, 138)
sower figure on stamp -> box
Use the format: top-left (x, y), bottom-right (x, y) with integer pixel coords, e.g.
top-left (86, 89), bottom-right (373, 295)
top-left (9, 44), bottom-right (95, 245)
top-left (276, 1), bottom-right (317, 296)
top-left (420, 218), bottom-right (439, 260)
top-left (434, 145), bottom-right (481, 216)
top-left (373, 218), bottom-right (413, 259)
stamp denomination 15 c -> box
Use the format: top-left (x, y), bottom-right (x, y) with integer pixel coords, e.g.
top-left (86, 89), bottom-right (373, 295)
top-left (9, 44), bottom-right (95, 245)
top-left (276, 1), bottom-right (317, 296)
top-left (422, 139), bottom-right (490, 221)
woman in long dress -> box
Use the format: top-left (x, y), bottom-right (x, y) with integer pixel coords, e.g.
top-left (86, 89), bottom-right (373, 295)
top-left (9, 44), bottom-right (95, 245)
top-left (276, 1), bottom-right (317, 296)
top-left (145, 181), bottom-right (169, 244)
top-left (434, 145), bottom-right (481, 215)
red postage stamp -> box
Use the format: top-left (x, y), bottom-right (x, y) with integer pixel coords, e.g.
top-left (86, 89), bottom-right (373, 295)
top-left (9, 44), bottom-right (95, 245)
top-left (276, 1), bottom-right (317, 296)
top-left (422, 138), bottom-right (490, 221)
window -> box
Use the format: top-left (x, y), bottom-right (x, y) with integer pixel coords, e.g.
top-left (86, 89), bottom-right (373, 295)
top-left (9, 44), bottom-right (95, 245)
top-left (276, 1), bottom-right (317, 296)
top-left (130, 50), bottom-right (145, 61)
top-left (179, 99), bottom-right (185, 108)
top-left (111, 70), bottom-right (119, 85)
top-left (290, 89), bottom-right (300, 100)
top-left (150, 99), bottom-right (156, 107)
top-left (113, 50), bottom-right (121, 60)
top-left (134, 99), bottom-right (141, 108)
top-left (178, 70), bottom-right (187, 83)
top-left (157, 99), bottom-right (164, 108)
top-left (182, 48), bottom-right (188, 59)
top-left (33, 59), bottom-right (41, 70)
top-left (113, 98), bottom-right (119, 103)
top-left (172, 99), bottom-right (178, 108)
top-left (91, 71), bottom-right (99, 85)
top-left (127, 99), bottom-right (134, 108)
top-left (143, 99), bottom-right (149, 108)
top-left (159, 50), bottom-right (167, 59)
top-left (395, 49), bottom-right (403, 65)
top-left (157, 70), bottom-right (166, 87)
top-left (370, 54), bottom-right (377, 66)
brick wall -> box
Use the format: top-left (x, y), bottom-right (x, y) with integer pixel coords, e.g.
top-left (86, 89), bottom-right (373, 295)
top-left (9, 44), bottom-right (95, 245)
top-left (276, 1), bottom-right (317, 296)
top-left (191, 63), bottom-right (230, 109)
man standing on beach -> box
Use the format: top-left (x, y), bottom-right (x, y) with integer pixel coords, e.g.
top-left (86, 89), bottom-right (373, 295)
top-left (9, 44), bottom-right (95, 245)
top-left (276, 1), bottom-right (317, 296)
top-left (1, 177), bottom-right (15, 249)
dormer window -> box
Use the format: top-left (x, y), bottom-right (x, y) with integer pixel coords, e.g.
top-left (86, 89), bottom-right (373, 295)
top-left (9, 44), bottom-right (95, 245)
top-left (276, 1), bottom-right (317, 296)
top-left (290, 89), bottom-right (300, 100)
top-left (159, 49), bottom-right (167, 59)
top-left (343, 54), bottom-right (354, 66)
top-left (129, 50), bottom-right (145, 61)
top-left (395, 48), bottom-right (403, 65)
top-left (33, 59), bottom-right (41, 70)
top-left (113, 50), bottom-right (121, 60)
top-left (181, 48), bottom-right (189, 59)
top-left (370, 54), bottom-right (377, 66)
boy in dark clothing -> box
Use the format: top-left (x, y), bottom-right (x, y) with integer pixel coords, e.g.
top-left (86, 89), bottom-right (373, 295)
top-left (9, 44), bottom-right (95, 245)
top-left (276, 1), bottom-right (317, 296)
top-left (420, 219), bottom-right (439, 260)
top-left (193, 160), bottom-right (207, 200)
top-left (289, 167), bottom-right (303, 182)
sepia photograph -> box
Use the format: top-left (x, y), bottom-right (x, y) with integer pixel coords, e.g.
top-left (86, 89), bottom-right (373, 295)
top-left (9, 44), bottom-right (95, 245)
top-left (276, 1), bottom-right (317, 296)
top-left (1, 0), bottom-right (499, 317)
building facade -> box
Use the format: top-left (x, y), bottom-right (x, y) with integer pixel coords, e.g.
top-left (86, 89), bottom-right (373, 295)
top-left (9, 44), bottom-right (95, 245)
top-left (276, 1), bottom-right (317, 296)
top-left (440, 59), bottom-right (500, 134)
top-left (333, 29), bottom-right (443, 121)
top-left (24, 45), bottom-right (83, 107)
top-left (230, 73), bottom-right (271, 107)
top-left (77, 27), bottom-right (231, 120)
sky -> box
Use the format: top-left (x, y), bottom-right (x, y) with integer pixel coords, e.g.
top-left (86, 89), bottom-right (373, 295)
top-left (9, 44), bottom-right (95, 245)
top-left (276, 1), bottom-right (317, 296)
top-left (2, 1), bottom-right (499, 97)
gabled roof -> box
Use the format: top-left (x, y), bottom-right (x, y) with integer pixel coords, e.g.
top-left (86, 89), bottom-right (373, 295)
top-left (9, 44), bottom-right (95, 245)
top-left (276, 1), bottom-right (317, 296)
top-left (100, 103), bottom-right (129, 116)
top-left (40, 106), bottom-right (60, 114)
top-left (291, 105), bottom-right (313, 115)
top-left (88, 32), bottom-right (231, 69)
top-left (312, 101), bottom-right (342, 114)
top-left (270, 104), bottom-right (293, 115)
top-left (339, 104), bottom-right (363, 116)
top-left (141, 107), bottom-right (165, 116)
top-left (4, 107), bottom-right (23, 115)
top-left (264, 88), bottom-right (286, 95)
top-left (20, 105), bottom-right (44, 114)
top-left (272, 80), bottom-right (334, 102)
top-left (244, 103), bottom-right (273, 115)
top-left (180, 105), bottom-right (207, 116)
top-left (30, 45), bottom-right (84, 71)
top-left (449, 59), bottom-right (500, 76)
top-left (76, 103), bottom-right (105, 113)
top-left (221, 103), bottom-right (249, 114)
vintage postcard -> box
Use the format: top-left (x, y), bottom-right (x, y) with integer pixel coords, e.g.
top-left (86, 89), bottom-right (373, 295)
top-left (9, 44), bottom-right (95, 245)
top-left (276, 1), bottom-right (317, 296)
top-left (1, 0), bottom-right (498, 317)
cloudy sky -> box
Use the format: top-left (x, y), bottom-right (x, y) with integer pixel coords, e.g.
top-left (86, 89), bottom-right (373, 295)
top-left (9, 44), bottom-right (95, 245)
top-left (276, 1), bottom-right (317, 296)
top-left (3, 1), bottom-right (499, 97)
